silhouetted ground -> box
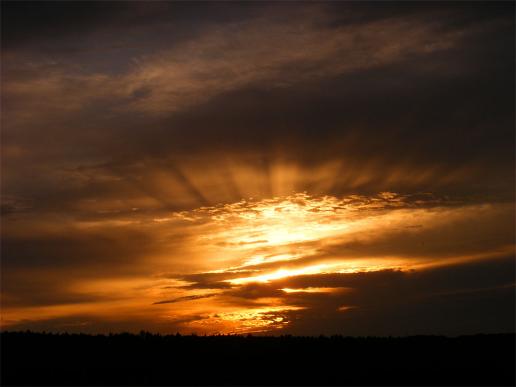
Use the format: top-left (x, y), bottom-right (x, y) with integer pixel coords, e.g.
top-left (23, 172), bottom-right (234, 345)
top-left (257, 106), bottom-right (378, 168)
top-left (1, 331), bottom-right (514, 386)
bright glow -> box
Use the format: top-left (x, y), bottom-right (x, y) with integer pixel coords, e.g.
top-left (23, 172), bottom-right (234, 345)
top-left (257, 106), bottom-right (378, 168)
top-left (281, 287), bottom-right (347, 294)
top-left (185, 305), bottom-right (306, 334)
top-left (226, 264), bottom-right (336, 285)
top-left (3, 191), bottom-right (510, 335)
top-left (144, 192), bottom-right (455, 333)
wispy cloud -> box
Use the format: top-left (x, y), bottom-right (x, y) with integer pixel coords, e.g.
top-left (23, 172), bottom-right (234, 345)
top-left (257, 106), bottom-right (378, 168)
top-left (153, 293), bottom-right (217, 305)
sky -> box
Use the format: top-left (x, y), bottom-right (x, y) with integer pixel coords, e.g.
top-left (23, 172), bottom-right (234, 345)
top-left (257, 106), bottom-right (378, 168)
top-left (1, 1), bottom-right (514, 335)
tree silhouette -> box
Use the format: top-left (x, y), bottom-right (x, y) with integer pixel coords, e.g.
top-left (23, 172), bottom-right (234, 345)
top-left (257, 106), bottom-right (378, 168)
top-left (1, 331), bottom-right (514, 386)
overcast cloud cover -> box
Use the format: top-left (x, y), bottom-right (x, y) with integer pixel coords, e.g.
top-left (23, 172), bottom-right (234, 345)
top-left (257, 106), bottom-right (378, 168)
top-left (1, 1), bottom-right (514, 335)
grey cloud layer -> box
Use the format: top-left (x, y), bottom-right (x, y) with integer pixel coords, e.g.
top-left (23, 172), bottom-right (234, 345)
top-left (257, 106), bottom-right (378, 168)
top-left (2, 3), bottom-right (513, 216)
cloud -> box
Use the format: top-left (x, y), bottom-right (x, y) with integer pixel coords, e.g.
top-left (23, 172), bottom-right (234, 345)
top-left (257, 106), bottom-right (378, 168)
top-left (1, 4), bottom-right (472, 122)
top-left (277, 256), bottom-right (515, 336)
top-left (1, 2), bottom-right (514, 335)
top-left (4, 255), bottom-right (513, 335)
top-left (153, 294), bottom-right (217, 305)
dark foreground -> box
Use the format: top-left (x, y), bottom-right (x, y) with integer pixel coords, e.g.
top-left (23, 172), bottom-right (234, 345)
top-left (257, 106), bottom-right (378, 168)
top-left (1, 332), bottom-right (515, 386)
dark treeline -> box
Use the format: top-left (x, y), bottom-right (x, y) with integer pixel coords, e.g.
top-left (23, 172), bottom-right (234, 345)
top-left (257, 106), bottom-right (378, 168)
top-left (1, 331), bottom-right (514, 386)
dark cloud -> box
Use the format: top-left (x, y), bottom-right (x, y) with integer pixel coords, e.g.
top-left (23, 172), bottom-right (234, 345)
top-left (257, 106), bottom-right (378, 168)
top-left (1, 1), bottom-right (125, 49)
top-left (153, 294), bottom-right (216, 305)
top-left (7, 254), bottom-right (512, 335)
top-left (225, 283), bottom-right (285, 300)
top-left (0, 314), bottom-right (203, 335)
top-left (1, 227), bottom-right (156, 270)
top-left (229, 256), bottom-right (516, 336)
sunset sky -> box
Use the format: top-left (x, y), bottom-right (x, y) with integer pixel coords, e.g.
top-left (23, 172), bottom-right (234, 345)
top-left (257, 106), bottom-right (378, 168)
top-left (1, 1), bottom-right (514, 335)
